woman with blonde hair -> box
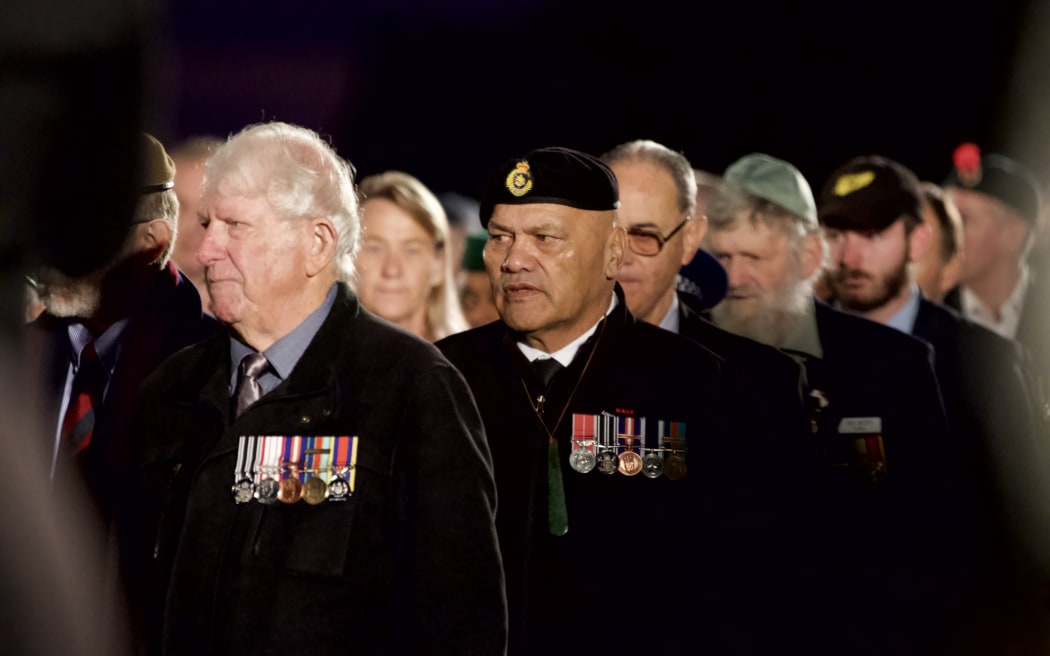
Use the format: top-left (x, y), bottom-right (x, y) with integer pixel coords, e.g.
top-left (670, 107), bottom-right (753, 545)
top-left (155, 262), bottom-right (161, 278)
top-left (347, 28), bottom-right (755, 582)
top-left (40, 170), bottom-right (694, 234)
top-left (355, 171), bottom-right (469, 342)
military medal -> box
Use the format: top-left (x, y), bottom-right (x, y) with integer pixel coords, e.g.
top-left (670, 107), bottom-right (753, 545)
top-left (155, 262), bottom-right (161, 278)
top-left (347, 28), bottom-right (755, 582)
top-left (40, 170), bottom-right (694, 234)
top-left (569, 447), bottom-right (596, 473)
top-left (328, 474), bottom-right (350, 500)
top-left (659, 420), bottom-right (688, 481)
top-left (257, 476), bottom-right (280, 504)
top-left (302, 476), bottom-right (328, 505)
top-left (596, 449), bottom-right (618, 475)
top-left (232, 436), bottom-right (260, 503)
top-left (278, 475), bottom-right (303, 503)
top-left (641, 452), bottom-right (663, 479)
top-left (616, 415), bottom-right (646, 476)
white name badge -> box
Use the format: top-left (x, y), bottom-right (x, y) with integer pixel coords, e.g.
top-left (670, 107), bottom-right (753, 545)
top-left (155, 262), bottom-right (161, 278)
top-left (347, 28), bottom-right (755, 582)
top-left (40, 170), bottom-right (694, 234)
top-left (837, 417), bottom-right (883, 434)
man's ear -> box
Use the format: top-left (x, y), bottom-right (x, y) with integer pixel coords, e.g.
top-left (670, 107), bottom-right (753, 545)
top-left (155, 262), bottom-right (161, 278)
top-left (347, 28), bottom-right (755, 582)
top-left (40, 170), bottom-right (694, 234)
top-left (681, 215), bottom-right (707, 266)
top-left (604, 225), bottom-right (627, 279)
top-left (908, 222), bottom-right (933, 263)
top-left (799, 232), bottom-right (824, 279)
top-left (306, 218), bottom-right (338, 276)
top-left (139, 219), bottom-right (173, 261)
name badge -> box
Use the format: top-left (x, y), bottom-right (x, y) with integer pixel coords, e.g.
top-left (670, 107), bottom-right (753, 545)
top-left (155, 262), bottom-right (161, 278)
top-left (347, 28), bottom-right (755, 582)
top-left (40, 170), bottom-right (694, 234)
top-left (837, 417), bottom-right (882, 434)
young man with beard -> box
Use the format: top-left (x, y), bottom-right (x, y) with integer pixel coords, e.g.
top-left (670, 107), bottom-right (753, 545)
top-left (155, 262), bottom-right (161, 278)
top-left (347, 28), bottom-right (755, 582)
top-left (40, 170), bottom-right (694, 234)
top-left (820, 154), bottom-right (1050, 654)
top-left (704, 152), bottom-right (958, 656)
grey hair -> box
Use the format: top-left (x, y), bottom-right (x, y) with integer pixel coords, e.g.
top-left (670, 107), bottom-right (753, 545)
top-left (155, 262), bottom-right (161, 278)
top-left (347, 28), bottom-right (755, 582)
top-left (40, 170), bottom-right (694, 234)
top-left (600, 139), bottom-right (697, 217)
top-left (134, 188), bottom-right (179, 266)
top-left (204, 122), bottom-right (360, 281)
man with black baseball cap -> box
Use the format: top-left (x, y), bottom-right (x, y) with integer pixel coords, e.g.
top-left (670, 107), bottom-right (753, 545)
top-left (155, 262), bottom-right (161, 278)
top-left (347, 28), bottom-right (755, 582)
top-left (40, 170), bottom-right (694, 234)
top-left (821, 153), bottom-right (1050, 655)
top-left (438, 146), bottom-right (804, 655)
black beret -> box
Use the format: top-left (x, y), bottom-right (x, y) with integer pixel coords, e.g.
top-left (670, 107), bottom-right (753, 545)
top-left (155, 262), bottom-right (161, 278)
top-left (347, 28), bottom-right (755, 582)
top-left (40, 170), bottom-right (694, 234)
top-left (819, 155), bottom-right (924, 232)
top-left (944, 143), bottom-right (1041, 225)
top-left (478, 146), bottom-right (620, 228)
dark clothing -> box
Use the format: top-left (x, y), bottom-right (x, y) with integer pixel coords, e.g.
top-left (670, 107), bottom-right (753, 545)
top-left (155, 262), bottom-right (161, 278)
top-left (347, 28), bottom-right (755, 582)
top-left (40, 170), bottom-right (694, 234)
top-left (126, 284), bottom-right (506, 656)
top-left (29, 263), bottom-right (218, 527)
top-left (798, 301), bottom-right (957, 655)
top-left (438, 286), bottom-right (806, 655)
top-left (912, 297), bottom-right (1050, 654)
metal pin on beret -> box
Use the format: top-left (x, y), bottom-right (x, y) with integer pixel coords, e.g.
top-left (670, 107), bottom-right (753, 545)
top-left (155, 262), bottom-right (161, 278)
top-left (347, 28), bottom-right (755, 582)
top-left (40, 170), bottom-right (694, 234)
top-left (818, 155), bottom-right (924, 232)
top-left (141, 132), bottom-right (176, 195)
top-left (478, 146), bottom-right (620, 228)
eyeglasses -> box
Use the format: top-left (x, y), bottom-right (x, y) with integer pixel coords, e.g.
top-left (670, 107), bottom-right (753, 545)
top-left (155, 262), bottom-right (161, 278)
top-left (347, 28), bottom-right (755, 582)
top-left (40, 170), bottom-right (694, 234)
top-left (626, 216), bottom-right (691, 256)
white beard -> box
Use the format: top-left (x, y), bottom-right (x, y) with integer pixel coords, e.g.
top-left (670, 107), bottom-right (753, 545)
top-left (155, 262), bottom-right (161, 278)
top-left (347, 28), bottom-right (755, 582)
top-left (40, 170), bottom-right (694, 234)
top-left (711, 274), bottom-right (812, 348)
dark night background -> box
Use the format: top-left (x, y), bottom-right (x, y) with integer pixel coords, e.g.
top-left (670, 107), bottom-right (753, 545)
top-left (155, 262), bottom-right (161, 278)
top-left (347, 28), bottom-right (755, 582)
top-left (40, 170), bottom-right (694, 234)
top-left (150, 0), bottom-right (1050, 203)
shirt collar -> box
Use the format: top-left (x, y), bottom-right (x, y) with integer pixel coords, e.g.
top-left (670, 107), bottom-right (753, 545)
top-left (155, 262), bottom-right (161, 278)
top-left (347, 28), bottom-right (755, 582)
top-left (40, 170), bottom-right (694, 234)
top-left (959, 265), bottom-right (1029, 339)
top-left (659, 292), bottom-right (680, 333)
top-left (517, 293), bottom-right (618, 367)
top-left (229, 282), bottom-right (339, 387)
top-left (885, 284), bottom-right (922, 335)
top-left (66, 319), bottom-right (130, 379)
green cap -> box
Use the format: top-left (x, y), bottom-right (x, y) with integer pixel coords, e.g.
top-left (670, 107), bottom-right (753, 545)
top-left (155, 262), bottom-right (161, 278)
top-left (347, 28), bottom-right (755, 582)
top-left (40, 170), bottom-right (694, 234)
top-left (141, 132), bottom-right (176, 194)
top-left (462, 231), bottom-right (488, 271)
top-left (724, 153), bottom-right (817, 228)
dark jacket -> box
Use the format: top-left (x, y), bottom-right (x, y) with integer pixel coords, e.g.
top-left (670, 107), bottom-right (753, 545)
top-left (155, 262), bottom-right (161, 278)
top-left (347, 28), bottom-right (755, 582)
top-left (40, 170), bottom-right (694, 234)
top-left (912, 297), bottom-right (1050, 654)
top-left (29, 263), bottom-right (219, 525)
top-left (802, 301), bottom-right (959, 654)
top-left (438, 286), bottom-right (810, 656)
top-left (126, 284), bottom-right (507, 656)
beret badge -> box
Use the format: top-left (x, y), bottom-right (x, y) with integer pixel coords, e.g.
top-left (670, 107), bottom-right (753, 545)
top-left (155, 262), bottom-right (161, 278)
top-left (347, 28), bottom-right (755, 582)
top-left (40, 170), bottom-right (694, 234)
top-left (953, 142), bottom-right (983, 188)
top-left (505, 161), bottom-right (533, 197)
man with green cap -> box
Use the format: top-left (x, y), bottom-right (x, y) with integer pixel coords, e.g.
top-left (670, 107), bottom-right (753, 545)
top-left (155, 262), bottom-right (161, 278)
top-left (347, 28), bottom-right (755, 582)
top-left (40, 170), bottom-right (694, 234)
top-left (458, 230), bottom-right (500, 326)
top-left (30, 132), bottom-right (218, 529)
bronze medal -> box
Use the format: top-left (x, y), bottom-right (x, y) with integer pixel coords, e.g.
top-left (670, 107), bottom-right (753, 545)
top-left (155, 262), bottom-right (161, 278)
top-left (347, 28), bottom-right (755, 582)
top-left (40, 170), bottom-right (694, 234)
top-left (302, 476), bottom-right (328, 505)
top-left (617, 450), bottom-right (643, 476)
top-left (663, 453), bottom-right (687, 481)
top-left (278, 476), bottom-right (303, 504)
top-left (257, 477), bottom-right (280, 504)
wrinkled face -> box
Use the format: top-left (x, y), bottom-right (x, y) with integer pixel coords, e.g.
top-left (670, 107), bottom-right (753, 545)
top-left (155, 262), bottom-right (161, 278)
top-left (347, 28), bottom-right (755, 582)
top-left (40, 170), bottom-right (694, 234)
top-left (611, 159), bottom-right (695, 323)
top-left (459, 270), bottom-right (500, 327)
top-left (172, 155), bottom-right (207, 280)
top-left (825, 220), bottom-right (910, 313)
top-left (196, 192), bottom-right (309, 333)
top-left (948, 188), bottom-right (1022, 285)
top-left (485, 203), bottom-right (620, 349)
top-left (706, 217), bottom-right (814, 345)
top-left (356, 198), bottom-right (441, 331)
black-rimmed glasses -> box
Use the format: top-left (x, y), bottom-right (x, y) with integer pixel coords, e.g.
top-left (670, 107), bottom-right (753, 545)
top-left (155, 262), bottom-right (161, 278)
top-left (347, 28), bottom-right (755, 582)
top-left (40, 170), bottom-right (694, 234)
top-left (626, 216), bottom-right (691, 256)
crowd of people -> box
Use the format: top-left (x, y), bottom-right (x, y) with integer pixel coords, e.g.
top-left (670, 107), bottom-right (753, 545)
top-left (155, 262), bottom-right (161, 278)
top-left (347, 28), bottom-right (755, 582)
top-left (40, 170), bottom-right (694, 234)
top-left (20, 122), bottom-right (1050, 655)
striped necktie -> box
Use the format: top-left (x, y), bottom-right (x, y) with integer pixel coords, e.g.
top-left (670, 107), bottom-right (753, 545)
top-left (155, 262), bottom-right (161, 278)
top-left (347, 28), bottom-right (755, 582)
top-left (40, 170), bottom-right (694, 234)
top-left (61, 342), bottom-right (105, 453)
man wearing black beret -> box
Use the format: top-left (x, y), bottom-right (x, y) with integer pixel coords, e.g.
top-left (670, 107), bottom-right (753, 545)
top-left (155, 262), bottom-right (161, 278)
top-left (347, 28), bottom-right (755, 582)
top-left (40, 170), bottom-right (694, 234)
top-left (439, 146), bottom-right (808, 655)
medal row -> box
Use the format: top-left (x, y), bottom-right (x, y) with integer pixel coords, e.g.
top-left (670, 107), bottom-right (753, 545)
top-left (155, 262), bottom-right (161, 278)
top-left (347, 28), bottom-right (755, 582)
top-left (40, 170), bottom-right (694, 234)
top-left (569, 445), bottom-right (687, 480)
top-left (232, 470), bottom-right (353, 505)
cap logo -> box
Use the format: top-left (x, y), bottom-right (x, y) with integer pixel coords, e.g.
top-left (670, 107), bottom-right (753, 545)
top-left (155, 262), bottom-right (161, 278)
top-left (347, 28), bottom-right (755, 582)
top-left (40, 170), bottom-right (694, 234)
top-left (505, 161), bottom-right (533, 197)
top-left (953, 142), bottom-right (983, 188)
top-left (833, 171), bottom-right (875, 197)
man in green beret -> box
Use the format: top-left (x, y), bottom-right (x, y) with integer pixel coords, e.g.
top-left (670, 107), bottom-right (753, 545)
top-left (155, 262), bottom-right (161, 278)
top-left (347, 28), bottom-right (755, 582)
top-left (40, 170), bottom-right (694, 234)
top-left (30, 132), bottom-right (218, 531)
top-left (457, 230), bottom-right (500, 326)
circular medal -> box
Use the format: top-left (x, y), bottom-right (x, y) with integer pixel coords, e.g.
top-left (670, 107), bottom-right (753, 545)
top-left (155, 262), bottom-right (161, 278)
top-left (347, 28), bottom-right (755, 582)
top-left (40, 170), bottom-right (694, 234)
top-left (231, 477), bottom-right (255, 504)
top-left (328, 475), bottom-right (351, 500)
top-left (569, 447), bottom-right (596, 474)
top-left (256, 477), bottom-right (280, 504)
top-left (277, 476), bottom-right (303, 504)
top-left (642, 453), bottom-right (664, 479)
top-left (596, 450), bottom-right (618, 475)
top-left (302, 476), bottom-right (328, 505)
top-left (617, 451), bottom-right (643, 476)
top-left (664, 453), bottom-right (687, 481)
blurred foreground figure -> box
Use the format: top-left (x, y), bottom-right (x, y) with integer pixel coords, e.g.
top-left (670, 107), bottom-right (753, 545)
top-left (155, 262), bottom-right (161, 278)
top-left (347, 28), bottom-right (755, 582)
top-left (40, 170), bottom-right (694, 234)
top-left (125, 122), bottom-right (506, 655)
top-left (170, 135), bottom-right (224, 309)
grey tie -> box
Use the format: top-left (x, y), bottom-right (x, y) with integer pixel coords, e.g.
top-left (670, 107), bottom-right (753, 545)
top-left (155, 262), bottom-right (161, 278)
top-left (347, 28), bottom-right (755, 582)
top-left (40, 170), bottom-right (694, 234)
top-left (233, 353), bottom-right (270, 418)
